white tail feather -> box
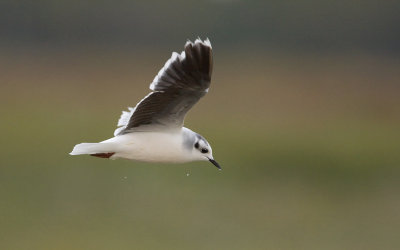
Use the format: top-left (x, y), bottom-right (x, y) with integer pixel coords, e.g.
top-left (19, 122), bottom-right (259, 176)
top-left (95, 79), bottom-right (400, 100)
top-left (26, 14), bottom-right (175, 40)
top-left (69, 143), bottom-right (117, 155)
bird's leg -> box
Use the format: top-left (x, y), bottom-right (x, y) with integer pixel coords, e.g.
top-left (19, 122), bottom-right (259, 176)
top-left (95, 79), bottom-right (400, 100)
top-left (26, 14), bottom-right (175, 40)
top-left (90, 152), bottom-right (115, 158)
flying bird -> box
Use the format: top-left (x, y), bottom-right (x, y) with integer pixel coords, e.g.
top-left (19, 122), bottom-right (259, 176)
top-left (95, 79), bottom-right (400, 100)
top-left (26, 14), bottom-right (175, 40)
top-left (70, 38), bottom-right (221, 169)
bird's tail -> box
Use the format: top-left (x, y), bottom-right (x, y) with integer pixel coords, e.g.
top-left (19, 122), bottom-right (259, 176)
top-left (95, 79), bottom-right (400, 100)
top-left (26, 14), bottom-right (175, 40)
top-left (70, 143), bottom-right (117, 158)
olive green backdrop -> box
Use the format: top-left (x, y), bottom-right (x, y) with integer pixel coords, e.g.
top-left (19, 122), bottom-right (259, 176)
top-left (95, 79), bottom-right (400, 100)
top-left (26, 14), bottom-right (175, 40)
top-left (1, 1), bottom-right (399, 249)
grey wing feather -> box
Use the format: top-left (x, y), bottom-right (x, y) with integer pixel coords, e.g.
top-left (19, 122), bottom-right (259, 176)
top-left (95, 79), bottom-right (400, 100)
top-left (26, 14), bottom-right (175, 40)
top-left (150, 39), bottom-right (212, 91)
top-left (115, 38), bottom-right (213, 135)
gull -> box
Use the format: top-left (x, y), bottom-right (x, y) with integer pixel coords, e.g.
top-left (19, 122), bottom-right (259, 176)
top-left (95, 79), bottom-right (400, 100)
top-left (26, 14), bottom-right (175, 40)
top-left (70, 38), bottom-right (221, 169)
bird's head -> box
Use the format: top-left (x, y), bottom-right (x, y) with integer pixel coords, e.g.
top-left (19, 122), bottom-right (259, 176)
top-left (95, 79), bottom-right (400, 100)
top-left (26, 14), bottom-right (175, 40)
top-left (191, 133), bottom-right (221, 170)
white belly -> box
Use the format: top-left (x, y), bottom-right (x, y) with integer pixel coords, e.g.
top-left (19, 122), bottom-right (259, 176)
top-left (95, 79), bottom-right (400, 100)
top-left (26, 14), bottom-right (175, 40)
top-left (102, 130), bottom-right (191, 163)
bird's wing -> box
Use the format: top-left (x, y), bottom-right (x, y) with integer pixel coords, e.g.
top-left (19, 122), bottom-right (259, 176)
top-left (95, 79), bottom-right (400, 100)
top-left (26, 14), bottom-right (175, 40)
top-left (114, 38), bottom-right (213, 135)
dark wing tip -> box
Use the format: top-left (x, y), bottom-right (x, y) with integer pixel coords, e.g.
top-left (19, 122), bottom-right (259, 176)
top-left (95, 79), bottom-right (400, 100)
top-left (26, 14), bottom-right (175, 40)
top-left (151, 38), bottom-right (213, 92)
top-left (184, 38), bottom-right (213, 83)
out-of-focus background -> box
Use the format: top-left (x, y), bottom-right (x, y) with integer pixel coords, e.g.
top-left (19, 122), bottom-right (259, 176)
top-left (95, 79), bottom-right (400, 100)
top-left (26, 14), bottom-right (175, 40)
top-left (1, 1), bottom-right (400, 249)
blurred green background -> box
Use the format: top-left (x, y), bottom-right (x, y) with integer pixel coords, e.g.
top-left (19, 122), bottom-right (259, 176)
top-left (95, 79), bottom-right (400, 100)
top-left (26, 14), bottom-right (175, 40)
top-left (1, 1), bottom-right (400, 249)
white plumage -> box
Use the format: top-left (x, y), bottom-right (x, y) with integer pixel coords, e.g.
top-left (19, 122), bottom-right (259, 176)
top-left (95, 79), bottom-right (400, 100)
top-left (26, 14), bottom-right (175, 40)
top-left (70, 38), bottom-right (221, 169)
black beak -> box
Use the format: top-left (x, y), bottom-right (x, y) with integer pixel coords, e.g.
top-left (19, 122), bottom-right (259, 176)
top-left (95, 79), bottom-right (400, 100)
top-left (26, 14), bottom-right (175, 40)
top-left (209, 158), bottom-right (222, 170)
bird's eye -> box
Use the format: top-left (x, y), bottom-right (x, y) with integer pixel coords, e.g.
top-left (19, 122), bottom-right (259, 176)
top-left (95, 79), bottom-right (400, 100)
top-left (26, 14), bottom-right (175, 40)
top-left (194, 142), bottom-right (199, 149)
top-left (201, 148), bottom-right (208, 154)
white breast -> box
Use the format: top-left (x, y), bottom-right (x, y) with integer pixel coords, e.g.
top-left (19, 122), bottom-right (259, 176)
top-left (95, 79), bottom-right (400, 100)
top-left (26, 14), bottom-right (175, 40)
top-left (102, 129), bottom-right (192, 163)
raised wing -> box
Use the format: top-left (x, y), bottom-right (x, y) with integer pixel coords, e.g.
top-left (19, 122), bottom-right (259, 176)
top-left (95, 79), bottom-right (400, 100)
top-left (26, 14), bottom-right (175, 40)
top-left (114, 38), bottom-right (213, 135)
